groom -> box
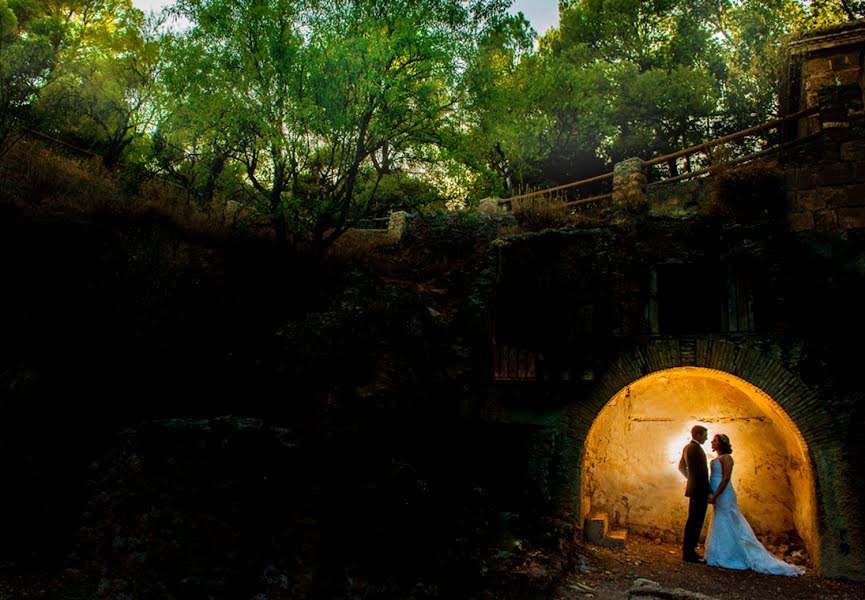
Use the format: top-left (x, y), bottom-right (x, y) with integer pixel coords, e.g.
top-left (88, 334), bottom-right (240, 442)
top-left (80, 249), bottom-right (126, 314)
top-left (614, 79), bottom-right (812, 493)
top-left (678, 425), bottom-right (710, 563)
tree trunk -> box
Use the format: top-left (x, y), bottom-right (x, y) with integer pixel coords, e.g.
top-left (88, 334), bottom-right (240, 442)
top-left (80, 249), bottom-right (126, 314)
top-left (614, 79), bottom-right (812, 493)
top-left (270, 157), bottom-right (288, 246)
top-left (201, 151), bottom-right (228, 208)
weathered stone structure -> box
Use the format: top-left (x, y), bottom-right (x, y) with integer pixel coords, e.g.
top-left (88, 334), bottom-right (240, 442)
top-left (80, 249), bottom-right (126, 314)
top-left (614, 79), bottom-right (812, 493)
top-left (474, 20), bottom-right (865, 581)
top-left (784, 21), bottom-right (865, 231)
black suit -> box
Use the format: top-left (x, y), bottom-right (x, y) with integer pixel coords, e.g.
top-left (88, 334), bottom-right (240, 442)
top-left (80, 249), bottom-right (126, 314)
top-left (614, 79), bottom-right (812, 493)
top-left (678, 440), bottom-right (710, 560)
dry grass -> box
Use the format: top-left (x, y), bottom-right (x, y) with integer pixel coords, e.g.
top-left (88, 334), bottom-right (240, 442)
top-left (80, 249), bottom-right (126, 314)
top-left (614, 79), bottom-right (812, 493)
top-left (511, 194), bottom-right (574, 231)
top-left (0, 140), bottom-right (122, 214)
top-left (0, 139), bottom-right (267, 240)
top-left (509, 192), bottom-right (606, 232)
top-left (1, 138), bottom-right (608, 251)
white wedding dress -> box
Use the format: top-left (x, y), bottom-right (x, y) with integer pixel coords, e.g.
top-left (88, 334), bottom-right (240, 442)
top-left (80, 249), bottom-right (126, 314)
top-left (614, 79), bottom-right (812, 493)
top-left (705, 456), bottom-right (804, 576)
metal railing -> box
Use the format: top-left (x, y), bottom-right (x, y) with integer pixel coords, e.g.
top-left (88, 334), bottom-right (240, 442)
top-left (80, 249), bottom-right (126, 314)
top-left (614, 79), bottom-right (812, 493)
top-left (497, 107), bottom-right (820, 211)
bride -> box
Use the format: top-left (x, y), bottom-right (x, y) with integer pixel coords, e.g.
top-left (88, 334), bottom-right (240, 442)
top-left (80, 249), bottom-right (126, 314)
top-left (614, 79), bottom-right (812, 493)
top-left (705, 433), bottom-right (804, 576)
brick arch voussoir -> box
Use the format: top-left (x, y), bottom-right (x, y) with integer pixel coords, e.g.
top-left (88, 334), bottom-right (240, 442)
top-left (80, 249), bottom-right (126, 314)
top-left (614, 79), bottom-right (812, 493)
top-left (577, 338), bottom-right (834, 454)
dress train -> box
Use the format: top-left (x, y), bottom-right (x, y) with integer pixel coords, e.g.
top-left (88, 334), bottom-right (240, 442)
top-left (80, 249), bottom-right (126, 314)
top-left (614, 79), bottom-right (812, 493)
top-left (705, 456), bottom-right (803, 576)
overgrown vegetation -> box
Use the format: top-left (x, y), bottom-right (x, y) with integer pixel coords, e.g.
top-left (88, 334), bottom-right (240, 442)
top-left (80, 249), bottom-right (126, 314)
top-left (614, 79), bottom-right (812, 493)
top-left (509, 195), bottom-right (606, 231)
top-left (711, 157), bottom-right (786, 220)
top-left (1, 0), bottom-right (862, 252)
top-left (0, 138), bottom-right (258, 240)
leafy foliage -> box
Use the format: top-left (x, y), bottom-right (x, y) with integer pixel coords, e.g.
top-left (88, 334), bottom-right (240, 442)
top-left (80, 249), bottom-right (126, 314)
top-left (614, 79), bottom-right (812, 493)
top-left (458, 0), bottom-right (852, 192)
top-left (152, 0), bottom-right (508, 253)
top-left (1, 0), bottom-right (861, 245)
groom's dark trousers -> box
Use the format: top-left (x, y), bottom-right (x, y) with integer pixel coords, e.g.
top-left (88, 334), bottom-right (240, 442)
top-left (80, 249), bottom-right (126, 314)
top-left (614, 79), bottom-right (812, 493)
top-left (680, 440), bottom-right (710, 560)
top-left (683, 495), bottom-right (709, 558)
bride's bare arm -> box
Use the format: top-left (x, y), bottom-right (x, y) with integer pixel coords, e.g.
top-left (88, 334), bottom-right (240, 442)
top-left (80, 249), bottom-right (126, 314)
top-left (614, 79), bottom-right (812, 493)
top-left (708, 455), bottom-right (734, 504)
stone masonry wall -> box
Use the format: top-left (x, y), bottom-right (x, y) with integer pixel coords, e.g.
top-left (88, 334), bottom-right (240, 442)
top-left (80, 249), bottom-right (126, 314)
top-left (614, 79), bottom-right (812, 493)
top-left (786, 128), bottom-right (865, 231)
top-left (786, 21), bottom-right (865, 136)
top-left (782, 21), bottom-right (865, 231)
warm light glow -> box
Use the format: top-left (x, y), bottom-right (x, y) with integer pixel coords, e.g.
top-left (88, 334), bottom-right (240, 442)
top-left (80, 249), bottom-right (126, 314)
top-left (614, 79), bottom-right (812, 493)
top-left (582, 367), bottom-right (817, 558)
top-left (666, 426), bottom-right (713, 467)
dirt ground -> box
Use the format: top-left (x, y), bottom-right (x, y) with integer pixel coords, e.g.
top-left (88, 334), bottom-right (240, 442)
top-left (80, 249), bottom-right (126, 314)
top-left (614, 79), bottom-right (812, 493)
top-left (555, 535), bottom-right (865, 600)
top-left (3, 534), bottom-right (865, 599)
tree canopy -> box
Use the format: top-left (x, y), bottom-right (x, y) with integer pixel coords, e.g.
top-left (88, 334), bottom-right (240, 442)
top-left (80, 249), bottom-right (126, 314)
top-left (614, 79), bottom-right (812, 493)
top-left (1, 0), bottom-right (861, 248)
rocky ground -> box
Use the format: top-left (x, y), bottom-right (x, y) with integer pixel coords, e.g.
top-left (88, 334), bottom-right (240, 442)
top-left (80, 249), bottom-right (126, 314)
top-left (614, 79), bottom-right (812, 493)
top-left (549, 535), bottom-right (865, 600)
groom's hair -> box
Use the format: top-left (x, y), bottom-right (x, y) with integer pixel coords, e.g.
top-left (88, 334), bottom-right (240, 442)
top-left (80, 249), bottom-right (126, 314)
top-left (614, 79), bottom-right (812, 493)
top-left (691, 425), bottom-right (707, 437)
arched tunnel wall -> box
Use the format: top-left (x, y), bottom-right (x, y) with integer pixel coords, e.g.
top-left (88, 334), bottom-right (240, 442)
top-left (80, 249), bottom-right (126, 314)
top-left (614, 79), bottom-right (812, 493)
top-left (554, 338), bottom-right (864, 579)
top-left (582, 367), bottom-right (812, 548)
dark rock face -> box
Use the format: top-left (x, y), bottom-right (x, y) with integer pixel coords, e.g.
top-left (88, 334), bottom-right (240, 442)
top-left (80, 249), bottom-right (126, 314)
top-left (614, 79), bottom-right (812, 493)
top-left (70, 416), bottom-right (569, 599)
top-left (0, 206), bottom-right (565, 598)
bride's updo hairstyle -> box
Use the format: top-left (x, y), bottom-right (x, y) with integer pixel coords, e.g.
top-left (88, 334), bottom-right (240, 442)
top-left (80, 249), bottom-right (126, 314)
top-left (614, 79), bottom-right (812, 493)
top-left (716, 434), bottom-right (733, 454)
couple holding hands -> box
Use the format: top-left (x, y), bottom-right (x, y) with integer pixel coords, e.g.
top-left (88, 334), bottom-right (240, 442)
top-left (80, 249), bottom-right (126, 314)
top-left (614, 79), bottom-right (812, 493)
top-left (678, 425), bottom-right (803, 576)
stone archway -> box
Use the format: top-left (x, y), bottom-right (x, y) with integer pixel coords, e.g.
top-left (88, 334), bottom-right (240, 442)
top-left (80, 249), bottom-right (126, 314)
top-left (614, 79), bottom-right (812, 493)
top-left (554, 338), bottom-right (865, 579)
top-left (580, 367), bottom-right (817, 565)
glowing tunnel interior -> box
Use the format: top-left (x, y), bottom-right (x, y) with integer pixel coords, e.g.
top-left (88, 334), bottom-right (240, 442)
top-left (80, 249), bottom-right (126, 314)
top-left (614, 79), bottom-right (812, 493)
top-left (581, 367), bottom-right (818, 561)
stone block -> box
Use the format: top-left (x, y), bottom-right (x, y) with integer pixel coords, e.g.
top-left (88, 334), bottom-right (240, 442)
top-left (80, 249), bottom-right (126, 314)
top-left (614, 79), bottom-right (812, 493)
top-left (814, 162), bottom-right (855, 186)
top-left (387, 210), bottom-right (410, 239)
top-left (788, 211), bottom-right (815, 232)
top-left (612, 158), bottom-right (647, 210)
top-left (826, 184), bottom-right (865, 208)
top-left (801, 57), bottom-right (831, 76)
top-left (840, 140), bottom-right (865, 162)
top-left (584, 514), bottom-right (607, 545)
top-left (477, 197), bottom-right (505, 213)
top-left (784, 168), bottom-right (803, 188)
top-left (584, 513), bottom-right (627, 549)
top-left (830, 51), bottom-right (858, 70)
top-left (835, 66), bottom-right (861, 86)
top-left (805, 74), bottom-right (837, 97)
top-left (803, 137), bottom-right (842, 163)
top-left (814, 209), bottom-right (838, 231)
top-left (838, 206), bottom-right (865, 229)
top-left (629, 578), bottom-right (719, 600)
top-left (799, 168), bottom-right (824, 189)
top-left (796, 189), bottom-right (826, 211)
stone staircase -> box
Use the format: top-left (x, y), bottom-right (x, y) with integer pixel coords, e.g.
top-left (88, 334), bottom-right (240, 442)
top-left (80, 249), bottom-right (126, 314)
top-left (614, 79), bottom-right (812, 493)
top-left (584, 513), bottom-right (628, 548)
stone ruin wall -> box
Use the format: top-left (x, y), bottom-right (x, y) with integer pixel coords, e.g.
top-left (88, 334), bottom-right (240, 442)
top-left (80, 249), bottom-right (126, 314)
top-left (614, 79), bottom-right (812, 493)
top-left (785, 21), bottom-right (865, 232)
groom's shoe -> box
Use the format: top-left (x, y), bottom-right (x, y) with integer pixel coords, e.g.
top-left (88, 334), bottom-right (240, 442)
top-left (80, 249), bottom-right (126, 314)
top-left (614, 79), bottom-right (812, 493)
top-left (683, 554), bottom-right (705, 564)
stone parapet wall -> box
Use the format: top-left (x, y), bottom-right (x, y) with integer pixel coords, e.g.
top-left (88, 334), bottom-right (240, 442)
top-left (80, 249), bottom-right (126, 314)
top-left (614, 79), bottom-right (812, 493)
top-left (785, 129), bottom-right (865, 231)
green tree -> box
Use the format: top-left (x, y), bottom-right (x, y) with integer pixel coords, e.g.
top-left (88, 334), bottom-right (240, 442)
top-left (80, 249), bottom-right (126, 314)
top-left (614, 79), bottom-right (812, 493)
top-left (807, 0), bottom-right (865, 21)
top-left (158, 0), bottom-right (322, 243)
top-left (556, 0), bottom-right (723, 165)
top-left (0, 0), bottom-right (159, 165)
top-left (32, 0), bottom-right (157, 166)
top-left (459, 0), bottom-right (723, 193)
top-left (473, 51), bottom-right (614, 191)
top-left (157, 0), bottom-right (508, 252)
top-left (0, 0), bottom-right (60, 153)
